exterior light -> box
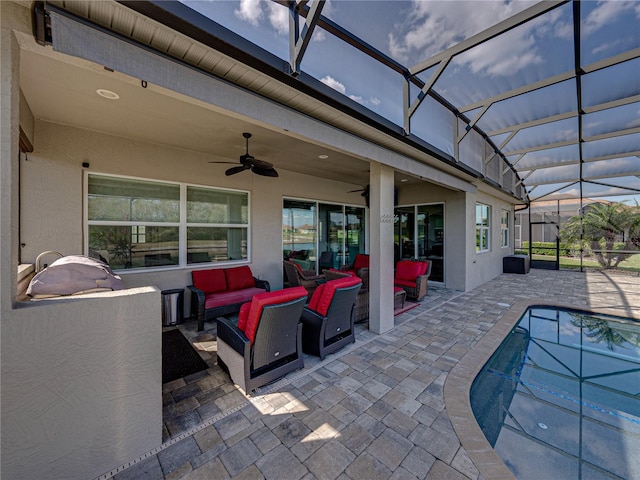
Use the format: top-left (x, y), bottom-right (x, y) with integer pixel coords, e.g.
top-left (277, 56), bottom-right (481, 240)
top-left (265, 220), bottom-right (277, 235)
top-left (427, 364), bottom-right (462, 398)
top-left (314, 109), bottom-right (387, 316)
top-left (96, 89), bottom-right (119, 100)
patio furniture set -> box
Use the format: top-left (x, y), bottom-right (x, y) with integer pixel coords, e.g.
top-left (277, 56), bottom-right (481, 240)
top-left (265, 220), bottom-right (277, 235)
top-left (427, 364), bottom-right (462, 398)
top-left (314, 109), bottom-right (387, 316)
top-left (187, 255), bottom-right (431, 394)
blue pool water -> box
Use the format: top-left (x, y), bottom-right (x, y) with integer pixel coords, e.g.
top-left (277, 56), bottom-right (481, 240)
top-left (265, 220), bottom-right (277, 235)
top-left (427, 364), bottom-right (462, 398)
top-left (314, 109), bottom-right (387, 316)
top-left (470, 306), bottom-right (639, 480)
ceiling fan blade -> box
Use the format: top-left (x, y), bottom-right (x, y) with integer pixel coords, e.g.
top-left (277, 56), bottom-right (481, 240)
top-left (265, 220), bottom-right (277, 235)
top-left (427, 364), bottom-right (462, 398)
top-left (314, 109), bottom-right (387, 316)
top-left (251, 158), bottom-right (273, 169)
top-left (225, 165), bottom-right (251, 176)
top-left (252, 166), bottom-right (279, 177)
top-left (208, 161), bottom-right (239, 165)
top-left (347, 188), bottom-right (365, 193)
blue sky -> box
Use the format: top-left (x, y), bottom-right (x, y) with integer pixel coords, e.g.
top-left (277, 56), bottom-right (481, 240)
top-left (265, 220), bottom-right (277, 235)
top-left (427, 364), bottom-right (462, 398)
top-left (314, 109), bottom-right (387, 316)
top-left (181, 0), bottom-right (640, 203)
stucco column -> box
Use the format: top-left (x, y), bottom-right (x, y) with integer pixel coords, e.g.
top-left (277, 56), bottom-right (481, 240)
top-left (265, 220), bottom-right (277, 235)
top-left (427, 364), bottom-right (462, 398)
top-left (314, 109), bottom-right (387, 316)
top-left (368, 163), bottom-right (395, 334)
top-left (0, 2), bottom-right (23, 314)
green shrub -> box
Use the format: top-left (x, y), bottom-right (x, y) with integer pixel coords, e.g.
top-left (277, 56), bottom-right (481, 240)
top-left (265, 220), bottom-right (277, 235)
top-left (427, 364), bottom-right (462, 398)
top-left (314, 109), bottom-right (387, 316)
top-left (521, 241), bottom-right (571, 256)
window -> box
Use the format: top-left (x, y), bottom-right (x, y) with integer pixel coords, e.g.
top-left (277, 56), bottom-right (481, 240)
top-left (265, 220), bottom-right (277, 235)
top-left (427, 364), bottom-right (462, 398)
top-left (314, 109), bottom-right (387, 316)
top-left (476, 203), bottom-right (491, 253)
top-left (501, 209), bottom-right (510, 248)
top-left (87, 174), bottom-right (249, 269)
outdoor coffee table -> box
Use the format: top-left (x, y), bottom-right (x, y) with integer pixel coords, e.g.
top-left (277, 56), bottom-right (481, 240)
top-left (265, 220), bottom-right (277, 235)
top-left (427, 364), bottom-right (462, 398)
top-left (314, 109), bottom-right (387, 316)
top-left (393, 287), bottom-right (406, 309)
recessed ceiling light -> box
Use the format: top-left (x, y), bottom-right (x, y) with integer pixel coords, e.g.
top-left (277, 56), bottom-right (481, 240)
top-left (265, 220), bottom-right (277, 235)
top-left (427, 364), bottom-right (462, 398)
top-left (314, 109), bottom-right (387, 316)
top-left (400, 178), bottom-right (408, 182)
top-left (318, 154), bottom-right (329, 159)
top-left (96, 89), bottom-right (119, 100)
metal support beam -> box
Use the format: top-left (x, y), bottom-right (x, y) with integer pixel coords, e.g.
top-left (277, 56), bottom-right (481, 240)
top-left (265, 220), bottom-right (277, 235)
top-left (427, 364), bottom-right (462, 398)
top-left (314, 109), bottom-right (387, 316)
top-left (288, 0), bottom-right (324, 76)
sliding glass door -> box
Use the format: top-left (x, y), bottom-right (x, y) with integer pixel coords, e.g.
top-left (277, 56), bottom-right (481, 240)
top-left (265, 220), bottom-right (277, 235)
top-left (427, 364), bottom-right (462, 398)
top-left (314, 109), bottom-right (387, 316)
top-left (394, 203), bottom-right (444, 283)
top-left (283, 200), bottom-right (317, 272)
top-left (284, 199), bottom-right (366, 274)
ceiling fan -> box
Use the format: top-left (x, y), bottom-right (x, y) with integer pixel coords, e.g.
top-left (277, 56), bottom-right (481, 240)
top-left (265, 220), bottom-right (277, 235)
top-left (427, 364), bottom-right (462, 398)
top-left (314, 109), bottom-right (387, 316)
top-left (348, 184), bottom-right (370, 207)
top-left (209, 132), bottom-right (278, 177)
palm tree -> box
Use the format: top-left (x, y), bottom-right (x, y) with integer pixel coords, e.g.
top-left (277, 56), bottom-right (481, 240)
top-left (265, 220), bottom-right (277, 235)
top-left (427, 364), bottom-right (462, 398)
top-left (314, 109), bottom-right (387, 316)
top-left (561, 201), bottom-right (640, 268)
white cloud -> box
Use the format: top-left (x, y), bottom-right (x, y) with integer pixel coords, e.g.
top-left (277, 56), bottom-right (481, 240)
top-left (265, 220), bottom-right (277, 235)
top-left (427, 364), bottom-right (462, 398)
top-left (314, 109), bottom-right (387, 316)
top-left (235, 0), bottom-right (263, 26)
top-left (388, 1), bottom-right (581, 78)
top-left (234, 0), bottom-right (331, 40)
top-left (321, 75), bottom-right (347, 94)
top-left (583, 1), bottom-right (638, 36)
top-left (389, 1), bottom-right (536, 64)
top-left (321, 76), bottom-right (381, 108)
top-left (266, 1), bottom-right (288, 34)
top-left (554, 128), bottom-right (578, 143)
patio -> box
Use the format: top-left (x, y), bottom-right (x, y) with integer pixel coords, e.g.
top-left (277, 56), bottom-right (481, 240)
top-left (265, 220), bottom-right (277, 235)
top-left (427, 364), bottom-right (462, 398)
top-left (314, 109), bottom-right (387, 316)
top-left (115, 268), bottom-right (640, 480)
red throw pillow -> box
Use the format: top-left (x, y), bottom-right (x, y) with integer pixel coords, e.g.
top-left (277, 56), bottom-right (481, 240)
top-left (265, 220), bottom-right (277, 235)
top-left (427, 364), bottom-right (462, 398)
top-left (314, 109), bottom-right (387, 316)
top-left (237, 301), bottom-right (251, 331)
top-left (395, 261), bottom-right (422, 282)
top-left (192, 269), bottom-right (227, 294)
top-left (316, 276), bottom-right (361, 316)
top-left (418, 261), bottom-right (429, 276)
top-left (225, 266), bottom-right (256, 291)
top-left (243, 286), bottom-right (307, 344)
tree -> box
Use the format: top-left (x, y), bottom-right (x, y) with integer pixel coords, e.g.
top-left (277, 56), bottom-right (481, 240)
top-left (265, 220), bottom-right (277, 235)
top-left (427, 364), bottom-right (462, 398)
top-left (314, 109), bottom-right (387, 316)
top-left (560, 201), bottom-right (640, 268)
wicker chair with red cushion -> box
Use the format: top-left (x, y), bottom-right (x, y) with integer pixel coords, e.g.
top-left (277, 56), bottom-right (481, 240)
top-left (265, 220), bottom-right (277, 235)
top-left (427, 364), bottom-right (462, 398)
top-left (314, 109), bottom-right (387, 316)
top-left (283, 260), bottom-right (325, 297)
top-left (216, 286), bottom-right (308, 394)
top-left (394, 260), bottom-right (432, 302)
top-left (338, 253), bottom-right (369, 278)
top-left (300, 276), bottom-right (362, 360)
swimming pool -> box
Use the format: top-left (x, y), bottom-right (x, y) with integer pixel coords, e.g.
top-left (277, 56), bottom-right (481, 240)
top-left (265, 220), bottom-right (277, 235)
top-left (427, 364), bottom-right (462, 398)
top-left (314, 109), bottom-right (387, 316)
top-left (470, 306), bottom-right (639, 480)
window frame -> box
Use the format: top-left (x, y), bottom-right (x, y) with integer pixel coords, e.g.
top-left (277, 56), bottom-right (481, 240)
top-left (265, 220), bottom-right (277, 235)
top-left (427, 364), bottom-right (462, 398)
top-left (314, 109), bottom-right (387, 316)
top-left (501, 209), bottom-right (510, 248)
top-left (476, 203), bottom-right (491, 253)
top-left (85, 172), bottom-right (250, 272)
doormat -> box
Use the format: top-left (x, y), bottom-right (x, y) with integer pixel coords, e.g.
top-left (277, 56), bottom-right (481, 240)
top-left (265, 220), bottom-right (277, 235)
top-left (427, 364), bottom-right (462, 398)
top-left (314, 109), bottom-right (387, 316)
top-left (162, 329), bottom-right (209, 384)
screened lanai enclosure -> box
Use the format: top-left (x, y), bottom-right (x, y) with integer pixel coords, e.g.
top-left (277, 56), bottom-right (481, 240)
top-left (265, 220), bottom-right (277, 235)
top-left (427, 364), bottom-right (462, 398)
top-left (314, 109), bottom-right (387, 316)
top-left (43, 0), bottom-right (639, 275)
top-left (172, 0), bottom-right (639, 274)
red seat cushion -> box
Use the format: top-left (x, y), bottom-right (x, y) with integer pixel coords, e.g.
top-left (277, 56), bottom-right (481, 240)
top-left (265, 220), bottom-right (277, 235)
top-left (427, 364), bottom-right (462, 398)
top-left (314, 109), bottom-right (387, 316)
top-left (192, 269), bottom-right (227, 294)
top-left (240, 286), bottom-right (307, 344)
top-left (204, 287), bottom-right (266, 311)
top-left (311, 276), bottom-right (362, 316)
top-left (394, 279), bottom-right (417, 288)
top-left (225, 266), bottom-right (256, 291)
top-left (353, 254), bottom-right (369, 271)
top-left (395, 261), bottom-right (423, 282)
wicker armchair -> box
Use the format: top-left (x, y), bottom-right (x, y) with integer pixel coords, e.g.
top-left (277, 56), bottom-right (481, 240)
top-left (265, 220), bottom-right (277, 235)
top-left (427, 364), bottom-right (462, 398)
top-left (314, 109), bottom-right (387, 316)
top-left (283, 260), bottom-right (325, 297)
top-left (394, 260), bottom-right (431, 302)
top-left (325, 268), bottom-right (369, 323)
top-left (300, 276), bottom-right (362, 360)
top-left (339, 253), bottom-right (369, 277)
top-left (216, 287), bottom-right (308, 395)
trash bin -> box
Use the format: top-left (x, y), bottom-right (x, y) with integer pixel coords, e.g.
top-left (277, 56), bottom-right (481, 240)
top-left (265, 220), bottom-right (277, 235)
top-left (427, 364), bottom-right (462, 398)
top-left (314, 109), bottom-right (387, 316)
top-left (161, 288), bottom-right (184, 326)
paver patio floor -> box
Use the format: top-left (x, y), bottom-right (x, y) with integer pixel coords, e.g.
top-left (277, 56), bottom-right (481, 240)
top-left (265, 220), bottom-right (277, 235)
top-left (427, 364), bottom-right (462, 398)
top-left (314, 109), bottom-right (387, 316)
top-left (113, 269), bottom-right (640, 480)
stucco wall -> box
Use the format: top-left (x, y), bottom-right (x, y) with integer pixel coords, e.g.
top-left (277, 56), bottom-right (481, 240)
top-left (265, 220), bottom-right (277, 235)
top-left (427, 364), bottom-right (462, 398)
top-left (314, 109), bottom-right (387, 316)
top-left (1, 287), bottom-right (162, 480)
top-left (20, 120), bottom-right (366, 307)
top-left (466, 189), bottom-right (514, 290)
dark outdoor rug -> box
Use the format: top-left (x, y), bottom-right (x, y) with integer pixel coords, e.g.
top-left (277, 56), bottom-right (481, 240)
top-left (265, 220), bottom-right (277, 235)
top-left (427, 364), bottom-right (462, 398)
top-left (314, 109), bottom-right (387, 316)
top-left (162, 329), bottom-right (209, 384)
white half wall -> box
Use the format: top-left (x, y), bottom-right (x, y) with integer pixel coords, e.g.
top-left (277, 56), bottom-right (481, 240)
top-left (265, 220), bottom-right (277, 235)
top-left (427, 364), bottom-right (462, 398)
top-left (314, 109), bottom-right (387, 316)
top-left (1, 287), bottom-right (162, 480)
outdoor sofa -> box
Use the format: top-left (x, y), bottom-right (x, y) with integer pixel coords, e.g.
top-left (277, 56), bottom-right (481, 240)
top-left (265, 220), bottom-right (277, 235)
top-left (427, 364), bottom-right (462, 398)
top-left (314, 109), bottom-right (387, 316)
top-left (188, 265), bottom-right (270, 331)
